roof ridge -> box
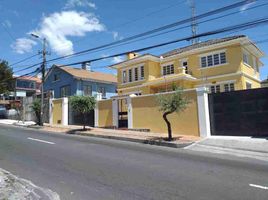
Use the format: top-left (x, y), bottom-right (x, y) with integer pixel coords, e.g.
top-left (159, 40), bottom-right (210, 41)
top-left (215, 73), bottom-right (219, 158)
top-left (161, 35), bottom-right (247, 58)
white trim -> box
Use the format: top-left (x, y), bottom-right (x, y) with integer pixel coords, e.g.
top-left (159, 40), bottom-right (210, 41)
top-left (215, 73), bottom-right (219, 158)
top-left (198, 49), bottom-right (226, 57)
top-left (62, 97), bottom-right (68, 126)
top-left (199, 62), bottom-right (229, 70)
top-left (112, 99), bottom-right (118, 128)
top-left (196, 72), bottom-right (240, 81)
top-left (196, 79), bottom-right (236, 87)
top-left (127, 97), bottom-right (133, 129)
top-left (94, 103), bottom-right (99, 127)
top-left (49, 98), bottom-right (53, 125)
top-left (196, 87), bottom-right (211, 137)
top-left (160, 61), bottom-right (174, 66)
top-left (130, 88), bottom-right (196, 98)
top-left (110, 55), bottom-right (158, 69)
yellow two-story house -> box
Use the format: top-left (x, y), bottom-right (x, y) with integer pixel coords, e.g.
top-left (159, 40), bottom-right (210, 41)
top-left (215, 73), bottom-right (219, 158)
top-left (110, 35), bottom-right (264, 95)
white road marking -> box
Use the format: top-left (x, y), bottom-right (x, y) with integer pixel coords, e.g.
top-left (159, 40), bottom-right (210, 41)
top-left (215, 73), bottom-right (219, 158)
top-left (249, 184), bottom-right (268, 190)
top-left (27, 137), bottom-right (55, 145)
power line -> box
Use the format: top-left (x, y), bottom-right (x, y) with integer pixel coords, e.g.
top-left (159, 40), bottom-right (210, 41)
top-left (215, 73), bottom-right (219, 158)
top-left (77, 2), bottom-right (268, 58)
top-left (58, 16), bottom-right (268, 67)
top-left (19, 0), bottom-right (257, 71)
top-left (9, 53), bottom-right (39, 67)
top-left (56, 0), bottom-right (187, 50)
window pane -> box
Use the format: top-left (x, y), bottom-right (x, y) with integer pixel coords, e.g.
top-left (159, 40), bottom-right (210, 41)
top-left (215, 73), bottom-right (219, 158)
top-left (140, 66), bottom-right (144, 79)
top-left (83, 85), bottom-right (92, 96)
top-left (128, 69), bottom-right (132, 82)
top-left (122, 70), bottom-right (126, 83)
top-left (201, 57), bottom-right (207, 67)
top-left (216, 85), bottom-right (220, 93)
top-left (224, 84), bottom-right (229, 92)
top-left (246, 82), bottom-right (252, 89)
top-left (220, 52), bottom-right (226, 64)
top-left (134, 68), bottom-right (138, 81)
top-left (210, 86), bottom-right (216, 93)
top-left (166, 65), bottom-right (170, 75)
top-left (230, 83), bottom-right (235, 91)
top-left (213, 54), bottom-right (219, 65)
top-left (163, 66), bottom-right (166, 75)
top-left (170, 65), bottom-right (174, 74)
top-left (207, 55), bottom-right (213, 66)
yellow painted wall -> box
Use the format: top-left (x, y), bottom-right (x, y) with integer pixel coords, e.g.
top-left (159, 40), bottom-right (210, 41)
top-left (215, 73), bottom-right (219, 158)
top-left (116, 42), bottom-right (262, 95)
top-left (53, 99), bottom-right (62, 125)
top-left (98, 99), bottom-right (113, 127)
top-left (131, 90), bottom-right (200, 136)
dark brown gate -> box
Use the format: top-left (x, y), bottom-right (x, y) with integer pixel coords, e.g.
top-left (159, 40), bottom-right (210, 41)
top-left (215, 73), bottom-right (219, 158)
top-left (118, 98), bottom-right (128, 128)
top-left (208, 88), bottom-right (268, 137)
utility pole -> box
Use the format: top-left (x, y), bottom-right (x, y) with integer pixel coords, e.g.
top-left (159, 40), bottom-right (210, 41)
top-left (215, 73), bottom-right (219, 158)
top-left (40, 38), bottom-right (47, 126)
top-left (190, 0), bottom-right (199, 44)
top-left (31, 34), bottom-right (48, 126)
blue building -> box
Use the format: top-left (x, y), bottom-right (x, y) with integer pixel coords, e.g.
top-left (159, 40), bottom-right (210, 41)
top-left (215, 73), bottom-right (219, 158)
top-left (44, 64), bottom-right (117, 99)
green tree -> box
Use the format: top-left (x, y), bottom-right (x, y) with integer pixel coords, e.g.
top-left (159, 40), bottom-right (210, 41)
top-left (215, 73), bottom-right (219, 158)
top-left (156, 88), bottom-right (190, 141)
top-left (31, 99), bottom-right (41, 125)
top-left (0, 60), bottom-right (14, 95)
top-left (69, 96), bottom-right (96, 130)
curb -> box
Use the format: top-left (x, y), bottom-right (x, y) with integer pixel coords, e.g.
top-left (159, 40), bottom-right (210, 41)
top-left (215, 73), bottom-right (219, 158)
top-left (75, 131), bottom-right (193, 148)
top-left (194, 142), bottom-right (268, 154)
top-left (8, 123), bottom-right (194, 149)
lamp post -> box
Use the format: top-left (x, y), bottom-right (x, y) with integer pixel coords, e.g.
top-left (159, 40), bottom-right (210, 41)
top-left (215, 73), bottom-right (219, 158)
top-left (31, 33), bottom-right (48, 126)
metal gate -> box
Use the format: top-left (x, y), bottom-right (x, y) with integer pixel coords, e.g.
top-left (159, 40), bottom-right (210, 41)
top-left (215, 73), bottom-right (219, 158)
top-left (208, 88), bottom-right (268, 137)
top-left (118, 98), bottom-right (128, 128)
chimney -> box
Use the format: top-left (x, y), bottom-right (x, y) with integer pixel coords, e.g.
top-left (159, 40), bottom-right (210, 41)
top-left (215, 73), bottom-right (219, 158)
top-left (126, 52), bottom-right (139, 60)
top-left (82, 62), bottom-right (91, 71)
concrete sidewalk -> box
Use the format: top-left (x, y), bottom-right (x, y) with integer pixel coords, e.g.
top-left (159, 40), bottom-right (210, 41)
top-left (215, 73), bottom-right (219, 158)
top-left (0, 119), bottom-right (199, 148)
top-left (186, 136), bottom-right (268, 161)
top-left (0, 119), bottom-right (36, 126)
top-left (41, 124), bottom-right (199, 148)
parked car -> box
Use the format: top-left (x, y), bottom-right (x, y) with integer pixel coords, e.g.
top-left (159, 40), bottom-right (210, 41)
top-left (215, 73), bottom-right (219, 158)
top-left (7, 109), bottom-right (20, 120)
top-left (0, 105), bottom-right (7, 119)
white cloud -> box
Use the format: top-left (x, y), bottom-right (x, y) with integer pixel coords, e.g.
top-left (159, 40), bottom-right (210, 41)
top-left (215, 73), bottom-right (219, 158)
top-left (112, 31), bottom-right (123, 41)
top-left (112, 56), bottom-right (124, 64)
top-left (11, 38), bottom-right (37, 54)
top-left (112, 31), bottom-right (119, 40)
top-left (240, 1), bottom-right (255, 12)
top-left (26, 11), bottom-right (104, 56)
top-left (2, 20), bottom-right (12, 28)
top-left (64, 0), bottom-right (96, 9)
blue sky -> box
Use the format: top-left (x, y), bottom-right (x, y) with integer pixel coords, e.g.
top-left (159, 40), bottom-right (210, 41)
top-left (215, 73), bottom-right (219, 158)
top-left (1, 0), bottom-right (268, 80)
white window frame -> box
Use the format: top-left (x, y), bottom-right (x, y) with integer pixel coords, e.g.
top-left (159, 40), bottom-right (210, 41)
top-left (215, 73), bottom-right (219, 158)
top-left (246, 81), bottom-right (252, 89)
top-left (162, 64), bottom-right (175, 76)
top-left (243, 51), bottom-right (250, 66)
top-left (199, 50), bottom-right (227, 68)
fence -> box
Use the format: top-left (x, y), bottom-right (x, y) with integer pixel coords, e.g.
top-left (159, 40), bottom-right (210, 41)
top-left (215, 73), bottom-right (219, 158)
top-left (96, 88), bottom-right (210, 137)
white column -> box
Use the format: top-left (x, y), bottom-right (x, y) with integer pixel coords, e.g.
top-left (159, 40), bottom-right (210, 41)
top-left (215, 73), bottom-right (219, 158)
top-left (196, 87), bottom-right (211, 137)
top-left (127, 97), bottom-right (133, 129)
top-left (112, 99), bottom-right (118, 128)
top-left (49, 98), bottom-right (53, 125)
top-left (94, 102), bottom-right (99, 127)
top-left (62, 97), bottom-right (68, 126)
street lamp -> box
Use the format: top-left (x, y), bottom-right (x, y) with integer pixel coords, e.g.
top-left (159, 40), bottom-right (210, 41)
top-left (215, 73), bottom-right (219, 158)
top-left (31, 33), bottom-right (48, 126)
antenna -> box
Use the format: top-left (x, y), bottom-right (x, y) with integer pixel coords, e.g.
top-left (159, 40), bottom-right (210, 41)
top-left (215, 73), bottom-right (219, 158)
top-left (190, 0), bottom-right (199, 44)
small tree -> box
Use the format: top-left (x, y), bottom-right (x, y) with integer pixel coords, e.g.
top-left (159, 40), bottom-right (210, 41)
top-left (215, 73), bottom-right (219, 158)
top-left (31, 99), bottom-right (41, 125)
top-left (69, 96), bottom-right (96, 130)
top-left (156, 88), bottom-right (190, 141)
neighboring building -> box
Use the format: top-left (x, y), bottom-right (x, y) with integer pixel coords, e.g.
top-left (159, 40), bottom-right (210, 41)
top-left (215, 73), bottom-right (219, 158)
top-left (14, 76), bottom-right (41, 99)
top-left (110, 35), bottom-right (264, 95)
top-left (261, 77), bottom-right (268, 88)
top-left (44, 64), bottom-right (117, 99)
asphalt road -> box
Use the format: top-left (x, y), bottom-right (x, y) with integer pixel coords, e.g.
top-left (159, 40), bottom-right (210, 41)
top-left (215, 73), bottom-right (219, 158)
top-left (0, 124), bottom-right (267, 200)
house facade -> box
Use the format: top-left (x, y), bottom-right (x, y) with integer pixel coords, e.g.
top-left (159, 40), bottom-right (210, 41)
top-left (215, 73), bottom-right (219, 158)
top-left (44, 65), bottom-right (117, 99)
top-left (111, 35), bottom-right (264, 95)
top-left (15, 76), bottom-right (41, 98)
